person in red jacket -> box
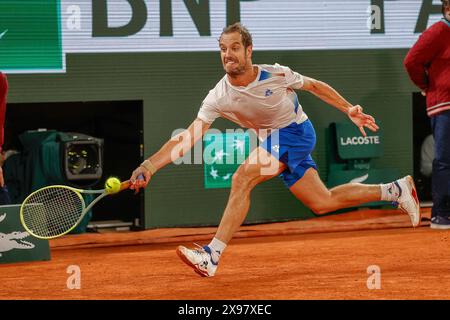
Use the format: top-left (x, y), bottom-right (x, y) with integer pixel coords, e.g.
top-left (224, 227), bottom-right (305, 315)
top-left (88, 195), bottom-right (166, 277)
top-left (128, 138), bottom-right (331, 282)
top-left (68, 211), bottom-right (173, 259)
top-left (0, 72), bottom-right (10, 205)
top-left (404, 0), bottom-right (450, 229)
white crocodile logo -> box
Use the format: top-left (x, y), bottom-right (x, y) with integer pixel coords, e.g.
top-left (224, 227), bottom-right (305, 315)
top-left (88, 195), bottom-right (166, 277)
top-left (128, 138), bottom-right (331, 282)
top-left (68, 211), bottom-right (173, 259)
top-left (350, 173), bottom-right (369, 183)
top-left (0, 30), bottom-right (8, 40)
top-left (0, 213), bottom-right (35, 257)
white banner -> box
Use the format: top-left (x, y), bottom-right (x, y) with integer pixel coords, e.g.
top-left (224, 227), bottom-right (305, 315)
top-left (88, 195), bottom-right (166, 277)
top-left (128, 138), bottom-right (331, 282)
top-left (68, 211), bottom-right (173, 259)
top-left (61, 0), bottom-right (444, 53)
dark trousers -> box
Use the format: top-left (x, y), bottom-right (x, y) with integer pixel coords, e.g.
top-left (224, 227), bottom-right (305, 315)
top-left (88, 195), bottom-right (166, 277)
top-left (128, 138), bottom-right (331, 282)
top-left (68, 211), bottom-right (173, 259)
top-left (0, 185), bottom-right (11, 205)
top-left (431, 110), bottom-right (450, 218)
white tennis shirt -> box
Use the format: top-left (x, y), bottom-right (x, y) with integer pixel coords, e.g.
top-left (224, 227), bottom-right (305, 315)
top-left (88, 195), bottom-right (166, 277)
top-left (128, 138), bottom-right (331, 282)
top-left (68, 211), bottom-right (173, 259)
top-left (197, 63), bottom-right (308, 130)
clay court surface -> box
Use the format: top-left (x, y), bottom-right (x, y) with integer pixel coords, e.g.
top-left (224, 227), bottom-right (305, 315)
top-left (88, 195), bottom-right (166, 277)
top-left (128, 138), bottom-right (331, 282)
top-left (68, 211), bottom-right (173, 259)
top-left (1, 208), bottom-right (450, 300)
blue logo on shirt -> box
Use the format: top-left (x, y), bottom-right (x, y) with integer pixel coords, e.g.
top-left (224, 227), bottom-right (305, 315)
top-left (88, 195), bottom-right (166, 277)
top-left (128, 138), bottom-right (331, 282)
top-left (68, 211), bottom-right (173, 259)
top-left (265, 89), bottom-right (273, 97)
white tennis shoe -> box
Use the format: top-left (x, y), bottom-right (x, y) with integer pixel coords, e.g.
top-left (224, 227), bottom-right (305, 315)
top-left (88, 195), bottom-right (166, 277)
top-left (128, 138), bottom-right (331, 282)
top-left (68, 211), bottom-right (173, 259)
top-left (176, 244), bottom-right (218, 277)
top-left (394, 175), bottom-right (421, 227)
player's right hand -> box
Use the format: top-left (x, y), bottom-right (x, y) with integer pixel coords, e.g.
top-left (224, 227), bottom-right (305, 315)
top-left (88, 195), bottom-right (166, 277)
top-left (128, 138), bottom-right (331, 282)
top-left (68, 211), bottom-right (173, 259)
top-left (129, 166), bottom-right (151, 190)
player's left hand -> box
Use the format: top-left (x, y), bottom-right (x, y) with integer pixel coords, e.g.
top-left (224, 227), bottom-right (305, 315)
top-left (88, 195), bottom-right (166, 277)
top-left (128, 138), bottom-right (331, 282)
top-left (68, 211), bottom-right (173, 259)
top-left (347, 105), bottom-right (379, 137)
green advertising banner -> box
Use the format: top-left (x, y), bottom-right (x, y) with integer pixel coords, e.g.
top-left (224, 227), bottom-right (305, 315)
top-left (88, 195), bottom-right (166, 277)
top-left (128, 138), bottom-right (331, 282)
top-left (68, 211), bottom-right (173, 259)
top-left (0, 0), bottom-right (63, 72)
top-left (0, 205), bottom-right (51, 264)
top-left (203, 132), bottom-right (250, 189)
top-left (335, 122), bottom-right (383, 160)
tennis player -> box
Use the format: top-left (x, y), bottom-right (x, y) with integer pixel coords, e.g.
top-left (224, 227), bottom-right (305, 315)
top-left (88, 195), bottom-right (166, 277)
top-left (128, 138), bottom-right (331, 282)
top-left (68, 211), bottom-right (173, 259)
top-left (130, 23), bottom-right (420, 277)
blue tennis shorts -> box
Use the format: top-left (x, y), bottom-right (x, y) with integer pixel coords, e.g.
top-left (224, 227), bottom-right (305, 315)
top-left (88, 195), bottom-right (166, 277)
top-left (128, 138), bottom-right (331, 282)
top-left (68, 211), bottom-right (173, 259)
top-left (260, 119), bottom-right (317, 188)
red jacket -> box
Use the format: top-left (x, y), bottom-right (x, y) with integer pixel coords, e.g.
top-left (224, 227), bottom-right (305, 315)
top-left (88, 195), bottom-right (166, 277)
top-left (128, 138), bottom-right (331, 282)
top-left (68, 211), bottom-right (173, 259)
top-left (404, 19), bottom-right (450, 117)
top-left (0, 73), bottom-right (7, 153)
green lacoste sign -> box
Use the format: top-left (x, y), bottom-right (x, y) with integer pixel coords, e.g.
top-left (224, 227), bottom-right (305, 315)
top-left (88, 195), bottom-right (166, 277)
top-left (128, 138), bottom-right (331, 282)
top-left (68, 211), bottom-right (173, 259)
top-left (0, 0), bottom-right (63, 72)
top-left (335, 123), bottom-right (383, 160)
top-left (203, 132), bottom-right (250, 189)
top-left (0, 205), bottom-right (51, 264)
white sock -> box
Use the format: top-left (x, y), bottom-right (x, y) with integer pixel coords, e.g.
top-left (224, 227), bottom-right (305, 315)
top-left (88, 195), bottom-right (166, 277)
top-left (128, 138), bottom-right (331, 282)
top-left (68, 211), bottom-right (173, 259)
top-left (208, 238), bottom-right (227, 263)
top-left (380, 181), bottom-right (401, 201)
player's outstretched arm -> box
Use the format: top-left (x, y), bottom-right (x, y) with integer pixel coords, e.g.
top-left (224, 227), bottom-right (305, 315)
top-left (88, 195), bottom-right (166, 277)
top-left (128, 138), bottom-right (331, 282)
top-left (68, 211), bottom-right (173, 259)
top-left (300, 76), bottom-right (379, 137)
top-left (130, 118), bottom-right (211, 189)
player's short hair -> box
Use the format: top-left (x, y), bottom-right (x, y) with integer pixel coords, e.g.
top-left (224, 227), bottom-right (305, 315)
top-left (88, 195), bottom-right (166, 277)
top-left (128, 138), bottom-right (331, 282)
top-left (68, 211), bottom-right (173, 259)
top-left (220, 22), bottom-right (253, 49)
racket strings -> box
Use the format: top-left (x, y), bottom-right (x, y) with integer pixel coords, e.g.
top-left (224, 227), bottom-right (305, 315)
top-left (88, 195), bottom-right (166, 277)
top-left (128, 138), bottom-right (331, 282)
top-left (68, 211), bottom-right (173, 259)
top-left (22, 187), bottom-right (84, 238)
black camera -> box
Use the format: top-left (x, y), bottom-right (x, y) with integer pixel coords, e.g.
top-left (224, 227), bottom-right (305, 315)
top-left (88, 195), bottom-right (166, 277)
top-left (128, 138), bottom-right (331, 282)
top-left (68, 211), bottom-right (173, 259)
top-left (62, 132), bottom-right (103, 182)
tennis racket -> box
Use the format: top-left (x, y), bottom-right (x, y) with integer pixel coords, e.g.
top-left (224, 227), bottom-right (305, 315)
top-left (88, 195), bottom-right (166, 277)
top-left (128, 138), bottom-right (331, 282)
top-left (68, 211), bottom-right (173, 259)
top-left (20, 177), bottom-right (142, 239)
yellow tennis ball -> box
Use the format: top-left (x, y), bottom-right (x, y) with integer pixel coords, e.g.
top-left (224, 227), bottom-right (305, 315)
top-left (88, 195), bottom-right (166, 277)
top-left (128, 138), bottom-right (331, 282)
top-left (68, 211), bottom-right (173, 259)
top-left (105, 177), bottom-right (121, 194)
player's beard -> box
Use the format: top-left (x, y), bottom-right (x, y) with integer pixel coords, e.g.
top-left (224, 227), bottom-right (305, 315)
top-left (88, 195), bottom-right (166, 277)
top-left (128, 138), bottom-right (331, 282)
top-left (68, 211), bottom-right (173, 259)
top-left (224, 53), bottom-right (249, 77)
top-left (225, 62), bottom-right (246, 76)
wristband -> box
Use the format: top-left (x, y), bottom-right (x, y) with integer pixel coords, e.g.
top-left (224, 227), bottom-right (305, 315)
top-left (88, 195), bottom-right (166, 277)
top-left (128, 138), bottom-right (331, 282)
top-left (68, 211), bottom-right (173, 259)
top-left (140, 159), bottom-right (157, 175)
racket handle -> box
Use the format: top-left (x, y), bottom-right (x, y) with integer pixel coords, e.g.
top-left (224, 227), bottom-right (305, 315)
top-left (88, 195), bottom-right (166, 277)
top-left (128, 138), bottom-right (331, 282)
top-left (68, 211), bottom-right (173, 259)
top-left (119, 174), bottom-right (145, 191)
